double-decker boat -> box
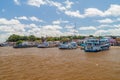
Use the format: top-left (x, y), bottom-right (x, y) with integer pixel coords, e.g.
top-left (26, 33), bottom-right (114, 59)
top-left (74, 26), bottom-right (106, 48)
top-left (84, 38), bottom-right (110, 52)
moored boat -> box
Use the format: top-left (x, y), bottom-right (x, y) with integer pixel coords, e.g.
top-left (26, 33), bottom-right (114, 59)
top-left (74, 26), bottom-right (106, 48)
top-left (13, 41), bottom-right (37, 48)
top-left (59, 41), bottom-right (78, 49)
top-left (84, 38), bottom-right (110, 52)
top-left (37, 42), bottom-right (49, 48)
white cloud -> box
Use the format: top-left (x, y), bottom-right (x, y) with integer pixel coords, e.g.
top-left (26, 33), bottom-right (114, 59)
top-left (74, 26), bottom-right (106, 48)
top-left (42, 25), bottom-right (62, 30)
top-left (0, 18), bottom-right (27, 42)
top-left (65, 10), bottom-right (83, 18)
top-left (69, 29), bottom-right (78, 33)
top-left (0, 18), bottom-right (20, 25)
top-left (27, 0), bottom-right (72, 11)
top-left (0, 33), bottom-right (11, 43)
top-left (29, 16), bottom-right (43, 22)
top-left (27, 0), bottom-right (83, 18)
top-left (0, 18), bottom-right (64, 42)
top-left (50, 1), bottom-right (82, 18)
top-left (97, 24), bottom-right (120, 30)
top-left (97, 18), bottom-right (114, 24)
top-left (65, 25), bottom-right (74, 29)
top-left (52, 19), bottom-right (69, 25)
top-left (94, 27), bottom-right (120, 36)
top-left (104, 4), bottom-right (120, 16)
top-left (15, 16), bottom-right (43, 22)
top-left (52, 20), bottom-right (61, 25)
top-left (26, 1), bottom-right (120, 18)
top-left (108, 28), bottom-right (120, 36)
top-left (84, 8), bottom-right (104, 17)
top-left (83, 4), bottom-right (120, 17)
top-left (27, 0), bottom-right (47, 7)
top-left (79, 26), bottom-right (96, 30)
top-left (64, 0), bottom-right (74, 9)
top-left (15, 16), bottom-right (28, 20)
top-left (47, 0), bottom-right (83, 18)
top-left (98, 24), bottom-right (110, 28)
top-left (1, 17), bottom-right (120, 43)
top-left (41, 30), bottom-right (63, 37)
top-left (62, 20), bottom-right (69, 23)
top-left (27, 24), bottom-right (63, 37)
top-left (0, 23), bottom-right (25, 33)
top-left (64, 25), bottom-right (79, 35)
top-left (48, 1), bottom-right (66, 11)
top-left (63, 30), bottom-right (80, 36)
top-left (94, 24), bottom-right (120, 36)
top-left (25, 23), bottom-right (39, 31)
top-left (48, 2), bottom-right (120, 18)
top-left (94, 30), bottom-right (108, 36)
top-left (14, 0), bottom-right (20, 5)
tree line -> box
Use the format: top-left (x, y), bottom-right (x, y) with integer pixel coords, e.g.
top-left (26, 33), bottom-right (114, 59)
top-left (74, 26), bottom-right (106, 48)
top-left (7, 34), bottom-right (40, 42)
top-left (6, 34), bottom-right (86, 42)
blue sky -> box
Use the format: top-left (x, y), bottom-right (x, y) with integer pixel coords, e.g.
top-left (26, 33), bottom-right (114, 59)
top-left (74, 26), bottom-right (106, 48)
top-left (0, 0), bottom-right (120, 42)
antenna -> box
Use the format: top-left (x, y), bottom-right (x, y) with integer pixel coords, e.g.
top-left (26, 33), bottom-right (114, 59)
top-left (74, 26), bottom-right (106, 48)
top-left (71, 23), bottom-right (77, 41)
top-left (73, 23), bottom-right (77, 36)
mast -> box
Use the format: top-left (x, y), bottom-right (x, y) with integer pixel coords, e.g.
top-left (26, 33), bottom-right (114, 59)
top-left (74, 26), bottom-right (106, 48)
top-left (72, 23), bottom-right (77, 41)
top-left (74, 23), bottom-right (77, 36)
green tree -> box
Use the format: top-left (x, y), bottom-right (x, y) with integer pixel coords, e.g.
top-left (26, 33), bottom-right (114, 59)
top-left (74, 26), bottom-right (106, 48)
top-left (28, 35), bottom-right (36, 41)
top-left (78, 36), bottom-right (85, 39)
top-left (16, 40), bottom-right (23, 45)
top-left (7, 34), bottom-right (21, 42)
top-left (20, 36), bottom-right (28, 41)
top-left (95, 36), bottom-right (103, 39)
top-left (46, 37), bottom-right (53, 41)
top-left (61, 38), bottom-right (70, 42)
top-left (89, 35), bottom-right (94, 37)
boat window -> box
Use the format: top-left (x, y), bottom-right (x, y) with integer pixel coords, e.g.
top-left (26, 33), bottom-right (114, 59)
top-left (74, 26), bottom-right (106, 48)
top-left (94, 43), bottom-right (99, 46)
top-left (87, 43), bottom-right (92, 46)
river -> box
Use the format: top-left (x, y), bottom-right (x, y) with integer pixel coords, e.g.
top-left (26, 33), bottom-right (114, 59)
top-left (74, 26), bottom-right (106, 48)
top-left (0, 47), bottom-right (120, 80)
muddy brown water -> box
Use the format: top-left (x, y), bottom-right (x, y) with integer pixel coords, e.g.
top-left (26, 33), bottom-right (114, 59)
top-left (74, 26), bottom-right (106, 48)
top-left (0, 47), bottom-right (120, 80)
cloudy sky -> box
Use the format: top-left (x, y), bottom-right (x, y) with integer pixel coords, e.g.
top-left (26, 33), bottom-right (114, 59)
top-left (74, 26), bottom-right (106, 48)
top-left (0, 0), bottom-right (120, 42)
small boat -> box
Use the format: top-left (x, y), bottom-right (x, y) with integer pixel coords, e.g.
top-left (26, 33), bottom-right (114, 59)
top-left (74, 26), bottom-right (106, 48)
top-left (13, 44), bottom-right (35, 48)
top-left (0, 42), bottom-right (8, 47)
top-left (13, 42), bottom-right (36, 48)
top-left (59, 41), bottom-right (78, 49)
top-left (80, 43), bottom-right (86, 50)
top-left (37, 42), bottom-right (49, 48)
top-left (84, 38), bottom-right (110, 52)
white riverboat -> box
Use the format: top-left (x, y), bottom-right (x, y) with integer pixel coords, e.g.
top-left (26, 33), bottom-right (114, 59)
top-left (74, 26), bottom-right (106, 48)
top-left (84, 38), bottom-right (110, 52)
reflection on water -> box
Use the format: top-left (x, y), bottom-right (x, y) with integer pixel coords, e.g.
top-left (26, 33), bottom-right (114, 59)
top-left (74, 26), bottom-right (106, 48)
top-left (0, 47), bottom-right (120, 80)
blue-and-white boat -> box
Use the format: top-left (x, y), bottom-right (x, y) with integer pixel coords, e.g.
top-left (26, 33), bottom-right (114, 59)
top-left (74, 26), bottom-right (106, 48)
top-left (0, 42), bottom-right (8, 47)
top-left (84, 38), bottom-right (110, 52)
top-left (13, 42), bottom-right (36, 48)
top-left (99, 38), bottom-right (110, 50)
top-left (37, 42), bottom-right (49, 48)
top-left (59, 41), bottom-right (78, 49)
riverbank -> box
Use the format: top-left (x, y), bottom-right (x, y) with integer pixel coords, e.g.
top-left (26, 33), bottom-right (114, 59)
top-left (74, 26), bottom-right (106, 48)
top-left (0, 47), bottom-right (120, 80)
